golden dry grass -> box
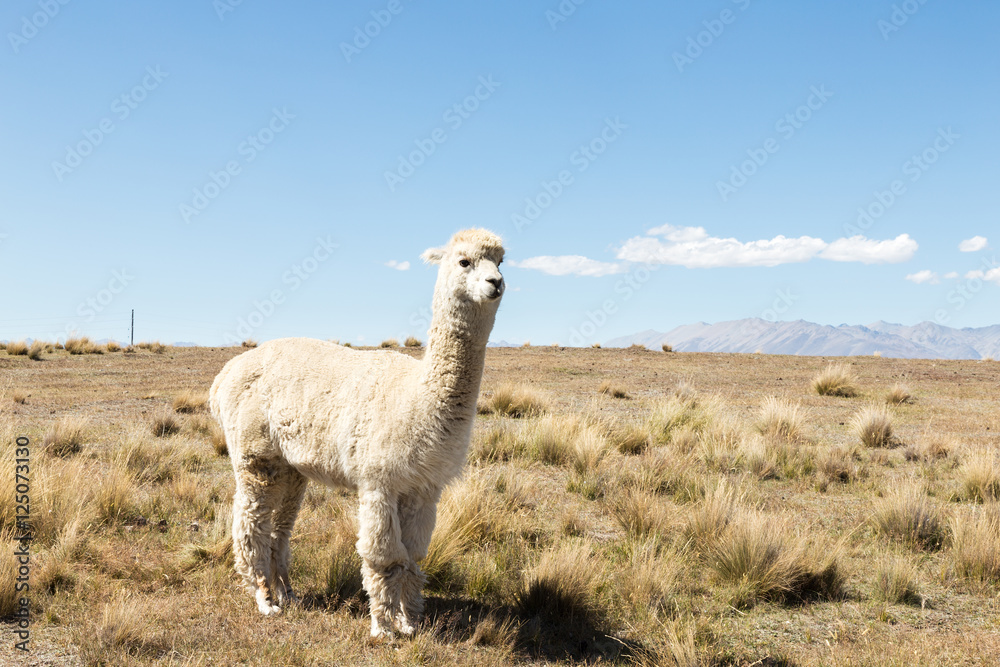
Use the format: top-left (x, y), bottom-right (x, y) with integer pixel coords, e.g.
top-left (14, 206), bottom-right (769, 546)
top-left (851, 403), bottom-right (899, 448)
top-left (478, 383), bottom-right (549, 418)
top-left (3, 345), bottom-right (1000, 664)
top-left (5, 340), bottom-right (28, 356)
top-left (172, 389), bottom-right (209, 413)
top-left (150, 411), bottom-right (180, 437)
top-left (754, 396), bottom-right (806, 442)
top-left (956, 447), bottom-right (1000, 502)
top-left (874, 555), bottom-right (923, 605)
top-left (379, 338), bottom-right (399, 348)
top-left (43, 416), bottom-right (88, 456)
top-left (885, 383), bottom-right (913, 405)
top-left (598, 379), bottom-right (629, 399)
top-left (949, 506), bottom-right (1000, 582)
top-left (812, 363), bottom-right (859, 397)
top-left (27, 339), bottom-right (45, 360)
top-left (105, 340), bottom-right (122, 352)
top-left (404, 336), bottom-right (423, 347)
top-left (872, 484), bottom-right (947, 550)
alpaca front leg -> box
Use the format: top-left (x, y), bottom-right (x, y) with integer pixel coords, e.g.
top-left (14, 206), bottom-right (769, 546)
top-left (397, 493), bottom-right (439, 634)
top-left (357, 488), bottom-right (409, 638)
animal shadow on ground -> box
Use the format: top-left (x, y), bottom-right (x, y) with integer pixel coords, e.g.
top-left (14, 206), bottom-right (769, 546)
top-left (301, 589), bottom-right (647, 662)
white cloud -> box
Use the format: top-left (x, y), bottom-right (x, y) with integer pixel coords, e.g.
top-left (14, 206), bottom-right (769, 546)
top-left (965, 268), bottom-right (1000, 284)
top-left (510, 255), bottom-right (624, 277)
top-left (959, 236), bottom-right (988, 252)
top-left (819, 234), bottom-right (917, 264)
top-left (515, 226), bottom-right (920, 278)
top-left (944, 271), bottom-right (959, 279)
top-left (905, 270), bottom-right (940, 284)
top-left (385, 260), bottom-right (411, 271)
top-left (618, 226), bottom-right (826, 268)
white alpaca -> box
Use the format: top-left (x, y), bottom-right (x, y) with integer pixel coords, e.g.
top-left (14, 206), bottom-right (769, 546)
top-left (209, 228), bottom-right (505, 637)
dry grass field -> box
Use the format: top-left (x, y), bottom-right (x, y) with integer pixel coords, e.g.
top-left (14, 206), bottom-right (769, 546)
top-left (2, 344), bottom-right (1000, 665)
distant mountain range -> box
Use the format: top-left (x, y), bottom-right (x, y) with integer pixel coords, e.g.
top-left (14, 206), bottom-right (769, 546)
top-left (604, 319), bottom-right (1000, 360)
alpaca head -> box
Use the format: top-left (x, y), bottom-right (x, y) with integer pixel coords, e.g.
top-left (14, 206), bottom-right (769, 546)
top-left (422, 229), bottom-right (505, 306)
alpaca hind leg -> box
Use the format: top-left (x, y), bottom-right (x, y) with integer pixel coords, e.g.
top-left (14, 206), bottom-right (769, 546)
top-left (357, 487), bottom-right (409, 638)
top-left (232, 458), bottom-right (287, 615)
top-left (396, 492), bottom-right (439, 634)
top-left (270, 467), bottom-right (308, 607)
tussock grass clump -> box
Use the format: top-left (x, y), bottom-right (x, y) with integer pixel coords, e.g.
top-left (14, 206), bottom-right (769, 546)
top-left (872, 485), bottom-right (946, 550)
top-left (379, 338), bottom-right (399, 348)
top-left (629, 343), bottom-right (646, 351)
top-left (173, 389), bottom-right (208, 413)
top-left (885, 383), bottom-right (913, 405)
top-left (817, 444), bottom-right (863, 485)
top-left (137, 341), bottom-right (167, 354)
top-left (11, 389), bottom-right (28, 404)
top-left (241, 339), bottom-right (257, 349)
top-left (591, 342), bottom-right (602, 349)
top-left (599, 379), bottom-right (629, 399)
top-left (151, 411), bottom-right (180, 437)
top-left (28, 339), bottom-right (45, 360)
top-left (75, 593), bottom-right (158, 664)
top-left (34, 516), bottom-right (87, 595)
top-left (683, 481), bottom-right (739, 549)
top-left (874, 556), bottom-right (922, 605)
top-left (43, 417), bottom-right (88, 456)
top-left (661, 343), bottom-right (674, 352)
top-left (470, 420), bottom-right (523, 463)
top-left (478, 383), bottom-right (549, 418)
top-left (117, 429), bottom-right (178, 484)
top-left (904, 437), bottom-right (955, 462)
top-left (404, 336), bottom-right (423, 347)
top-left (516, 541), bottom-right (605, 621)
top-left (950, 507), bottom-right (1000, 582)
top-left (754, 397), bottom-right (806, 442)
top-left (615, 539), bottom-right (681, 617)
top-left (6, 340), bottom-right (28, 356)
top-left (189, 414), bottom-right (227, 456)
top-left (611, 488), bottom-right (674, 538)
top-left (812, 363), bottom-right (858, 397)
top-left (629, 450), bottom-right (704, 503)
top-left (523, 415), bottom-right (609, 472)
top-left (851, 403), bottom-right (899, 448)
top-left (646, 394), bottom-right (718, 446)
top-left (105, 340), bottom-right (122, 352)
top-left (423, 473), bottom-right (519, 591)
top-left (65, 336), bottom-right (101, 355)
top-left (0, 528), bottom-right (20, 617)
top-left (95, 464), bottom-right (142, 525)
top-left (611, 421), bottom-right (651, 455)
top-left (956, 448), bottom-right (1000, 502)
top-left (708, 510), bottom-right (845, 608)
top-left (324, 511), bottom-right (363, 602)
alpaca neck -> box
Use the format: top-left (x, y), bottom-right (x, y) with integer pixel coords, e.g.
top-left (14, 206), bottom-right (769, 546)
top-left (419, 296), bottom-right (496, 418)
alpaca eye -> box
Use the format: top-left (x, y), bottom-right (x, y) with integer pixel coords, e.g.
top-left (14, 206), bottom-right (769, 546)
top-left (459, 259), bottom-right (471, 268)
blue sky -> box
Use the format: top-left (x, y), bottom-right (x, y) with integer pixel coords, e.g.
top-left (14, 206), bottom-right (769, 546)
top-left (1, 1), bottom-right (997, 346)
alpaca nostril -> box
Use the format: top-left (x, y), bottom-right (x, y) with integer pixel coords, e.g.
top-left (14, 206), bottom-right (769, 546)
top-left (487, 277), bottom-right (503, 290)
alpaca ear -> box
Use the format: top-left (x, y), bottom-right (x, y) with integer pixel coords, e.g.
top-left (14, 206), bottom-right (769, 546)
top-left (421, 246), bottom-right (445, 264)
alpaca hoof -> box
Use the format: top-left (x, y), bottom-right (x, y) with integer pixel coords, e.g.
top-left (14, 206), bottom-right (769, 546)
top-left (255, 590), bottom-right (282, 616)
top-left (276, 589), bottom-right (299, 606)
top-left (397, 621), bottom-right (416, 636)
